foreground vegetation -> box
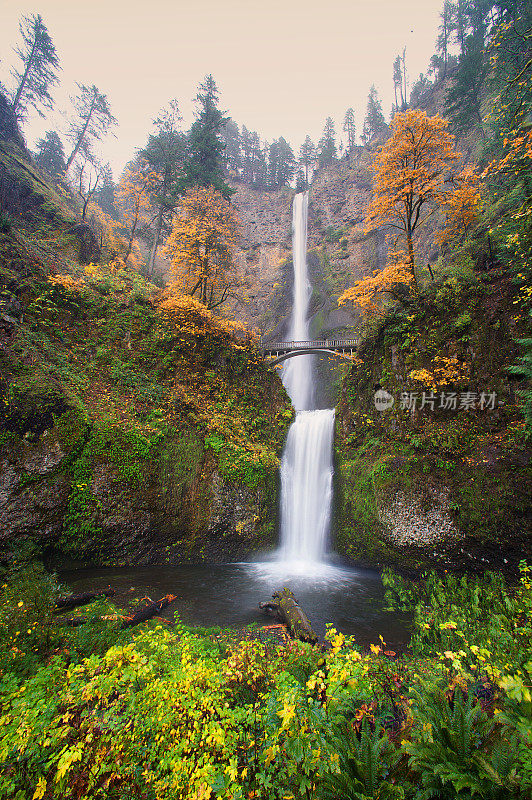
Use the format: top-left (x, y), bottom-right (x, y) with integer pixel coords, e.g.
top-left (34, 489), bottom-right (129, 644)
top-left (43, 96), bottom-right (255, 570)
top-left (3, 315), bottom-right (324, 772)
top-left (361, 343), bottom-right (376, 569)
top-left (0, 560), bottom-right (531, 799)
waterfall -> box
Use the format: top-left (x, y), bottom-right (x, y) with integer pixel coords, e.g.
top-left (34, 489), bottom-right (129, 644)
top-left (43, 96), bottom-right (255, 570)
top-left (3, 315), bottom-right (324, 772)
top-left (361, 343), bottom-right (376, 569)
top-left (277, 191), bottom-right (335, 572)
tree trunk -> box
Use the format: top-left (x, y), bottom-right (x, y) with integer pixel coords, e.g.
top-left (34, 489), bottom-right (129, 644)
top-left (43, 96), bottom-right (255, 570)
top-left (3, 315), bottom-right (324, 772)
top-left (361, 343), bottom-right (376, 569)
top-left (55, 588), bottom-right (115, 611)
top-left (121, 594), bottom-right (177, 628)
top-left (260, 589), bottom-right (318, 644)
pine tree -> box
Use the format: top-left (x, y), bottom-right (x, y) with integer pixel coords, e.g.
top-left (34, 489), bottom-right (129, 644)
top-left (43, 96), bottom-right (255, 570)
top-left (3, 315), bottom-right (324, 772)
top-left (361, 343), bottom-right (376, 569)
top-left (343, 109), bottom-right (356, 155)
top-left (34, 130), bottom-right (65, 179)
top-left (446, 26), bottom-right (488, 136)
top-left (268, 137), bottom-right (295, 188)
top-left (182, 75), bottom-right (233, 199)
top-left (361, 86), bottom-right (387, 144)
top-left (65, 84), bottom-right (117, 171)
top-left (299, 136), bottom-right (316, 184)
top-left (318, 117), bottom-right (337, 167)
top-left (92, 163), bottom-right (117, 218)
top-left (221, 119), bottom-right (241, 177)
top-left (9, 13), bottom-right (60, 121)
top-left (140, 100), bottom-right (186, 275)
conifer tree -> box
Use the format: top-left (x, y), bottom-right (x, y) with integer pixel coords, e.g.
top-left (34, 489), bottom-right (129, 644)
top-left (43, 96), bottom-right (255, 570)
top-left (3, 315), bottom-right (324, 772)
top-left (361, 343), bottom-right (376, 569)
top-left (221, 119), bottom-right (241, 177)
top-left (343, 109), bottom-right (356, 155)
top-left (65, 84), bottom-right (117, 172)
top-left (92, 163), bottom-right (117, 219)
top-left (182, 75), bottom-right (233, 199)
top-left (299, 136), bottom-right (316, 184)
top-left (268, 137), bottom-right (296, 188)
top-left (140, 100), bottom-right (186, 275)
top-left (9, 13), bottom-right (60, 121)
top-left (318, 117), bottom-right (337, 167)
top-left (34, 130), bottom-right (65, 179)
top-left (361, 85), bottom-right (387, 144)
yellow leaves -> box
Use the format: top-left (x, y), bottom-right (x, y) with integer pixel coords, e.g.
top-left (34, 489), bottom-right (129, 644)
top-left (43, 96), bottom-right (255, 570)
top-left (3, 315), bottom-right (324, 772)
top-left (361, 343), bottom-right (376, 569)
top-left (370, 643), bottom-right (382, 655)
top-left (338, 254), bottom-right (413, 314)
top-left (408, 356), bottom-right (469, 391)
top-left (55, 744), bottom-right (83, 783)
top-left (48, 274), bottom-right (86, 292)
top-left (32, 777), bottom-right (47, 800)
top-left (278, 702), bottom-right (296, 729)
top-left (164, 186), bottom-right (242, 309)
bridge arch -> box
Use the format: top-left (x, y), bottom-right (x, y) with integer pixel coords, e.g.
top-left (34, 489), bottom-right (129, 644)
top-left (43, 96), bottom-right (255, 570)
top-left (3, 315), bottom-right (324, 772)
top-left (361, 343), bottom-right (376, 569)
top-left (267, 348), bottom-right (353, 367)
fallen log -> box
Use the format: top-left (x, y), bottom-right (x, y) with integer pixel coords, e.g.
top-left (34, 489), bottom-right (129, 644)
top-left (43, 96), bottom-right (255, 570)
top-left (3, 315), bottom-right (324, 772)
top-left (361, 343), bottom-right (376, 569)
top-left (260, 589), bottom-right (318, 644)
top-left (121, 594), bottom-right (177, 629)
top-left (55, 587), bottom-right (115, 611)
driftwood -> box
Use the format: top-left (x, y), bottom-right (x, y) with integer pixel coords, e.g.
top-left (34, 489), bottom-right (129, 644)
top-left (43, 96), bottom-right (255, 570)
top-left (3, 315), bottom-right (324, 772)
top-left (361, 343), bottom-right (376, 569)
top-left (260, 588), bottom-right (318, 644)
top-left (55, 587), bottom-right (115, 611)
top-left (60, 595), bottom-right (177, 630)
top-left (121, 594), bottom-right (177, 629)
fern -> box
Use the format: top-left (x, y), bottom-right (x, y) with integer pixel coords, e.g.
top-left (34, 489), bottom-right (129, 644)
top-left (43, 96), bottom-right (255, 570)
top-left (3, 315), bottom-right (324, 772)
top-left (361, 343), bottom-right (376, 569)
top-left (319, 718), bottom-right (403, 799)
top-left (405, 682), bottom-right (526, 798)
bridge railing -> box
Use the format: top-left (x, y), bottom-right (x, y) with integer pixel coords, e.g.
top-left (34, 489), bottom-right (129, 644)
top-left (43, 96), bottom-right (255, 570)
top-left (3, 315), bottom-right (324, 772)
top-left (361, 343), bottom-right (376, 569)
top-left (261, 338), bottom-right (359, 352)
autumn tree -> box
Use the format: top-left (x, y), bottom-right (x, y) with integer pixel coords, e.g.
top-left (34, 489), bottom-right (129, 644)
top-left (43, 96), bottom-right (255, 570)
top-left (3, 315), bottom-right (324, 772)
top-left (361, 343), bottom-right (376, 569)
top-left (65, 84), bottom-right (117, 172)
top-left (34, 130), bottom-right (66, 179)
top-left (140, 100), bottom-right (186, 275)
top-left (165, 186), bottom-right (241, 310)
top-left (9, 13), bottom-right (60, 121)
top-left (339, 109), bottom-right (480, 311)
top-left (116, 158), bottom-right (158, 266)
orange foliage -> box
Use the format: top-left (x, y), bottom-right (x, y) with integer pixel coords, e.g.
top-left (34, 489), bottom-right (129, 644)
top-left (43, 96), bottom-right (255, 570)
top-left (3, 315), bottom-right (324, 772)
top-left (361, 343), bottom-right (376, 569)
top-left (437, 166), bottom-right (482, 244)
top-left (484, 130), bottom-right (532, 178)
top-left (116, 159), bottom-right (158, 267)
top-left (340, 109), bottom-right (479, 314)
top-left (338, 251), bottom-right (413, 314)
top-left (409, 356), bottom-right (470, 391)
top-left (48, 274), bottom-right (86, 292)
top-left (365, 109), bottom-right (462, 280)
top-left (164, 186), bottom-right (244, 310)
top-left (158, 284), bottom-right (253, 346)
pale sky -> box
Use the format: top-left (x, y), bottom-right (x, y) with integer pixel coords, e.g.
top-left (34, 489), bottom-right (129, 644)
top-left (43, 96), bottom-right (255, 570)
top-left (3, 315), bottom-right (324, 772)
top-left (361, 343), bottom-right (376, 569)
top-left (0, 0), bottom-right (444, 178)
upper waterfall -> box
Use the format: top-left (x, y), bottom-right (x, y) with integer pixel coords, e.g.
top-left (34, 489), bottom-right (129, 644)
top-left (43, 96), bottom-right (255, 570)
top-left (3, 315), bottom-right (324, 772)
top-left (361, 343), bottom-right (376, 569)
top-left (282, 192), bottom-right (313, 411)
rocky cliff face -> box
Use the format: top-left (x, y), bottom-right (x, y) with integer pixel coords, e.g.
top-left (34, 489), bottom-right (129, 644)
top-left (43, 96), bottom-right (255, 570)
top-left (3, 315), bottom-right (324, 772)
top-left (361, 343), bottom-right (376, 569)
top-left (0, 100), bottom-right (292, 568)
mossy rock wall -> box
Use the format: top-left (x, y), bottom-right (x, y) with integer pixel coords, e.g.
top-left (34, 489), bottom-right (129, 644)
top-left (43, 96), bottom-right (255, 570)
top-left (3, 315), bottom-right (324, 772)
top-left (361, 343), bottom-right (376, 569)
top-left (334, 273), bottom-right (532, 576)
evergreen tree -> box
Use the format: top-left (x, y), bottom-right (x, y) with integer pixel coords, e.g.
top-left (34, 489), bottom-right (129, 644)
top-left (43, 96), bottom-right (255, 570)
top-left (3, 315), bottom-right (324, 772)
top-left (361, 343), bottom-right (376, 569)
top-left (268, 137), bottom-right (295, 188)
top-left (221, 119), bottom-right (241, 177)
top-left (34, 130), bottom-right (65, 179)
top-left (430, 0), bottom-right (454, 79)
top-left (65, 84), bottom-right (117, 172)
top-left (182, 74), bottom-right (233, 199)
top-left (240, 125), bottom-right (254, 184)
top-left (140, 100), bottom-right (186, 275)
top-left (361, 86), bottom-right (387, 144)
top-left (410, 73), bottom-right (432, 106)
top-left (318, 117), bottom-right (337, 167)
top-left (343, 108), bottom-right (356, 155)
top-left (92, 162), bottom-right (117, 219)
top-left (446, 21), bottom-right (488, 136)
top-left (9, 13), bottom-right (60, 121)
top-left (299, 136), bottom-right (316, 184)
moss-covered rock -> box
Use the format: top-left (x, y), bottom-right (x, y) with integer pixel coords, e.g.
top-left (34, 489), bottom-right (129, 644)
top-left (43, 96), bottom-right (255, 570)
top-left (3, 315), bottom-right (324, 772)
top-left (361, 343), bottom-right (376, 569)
top-left (335, 272), bottom-right (532, 576)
